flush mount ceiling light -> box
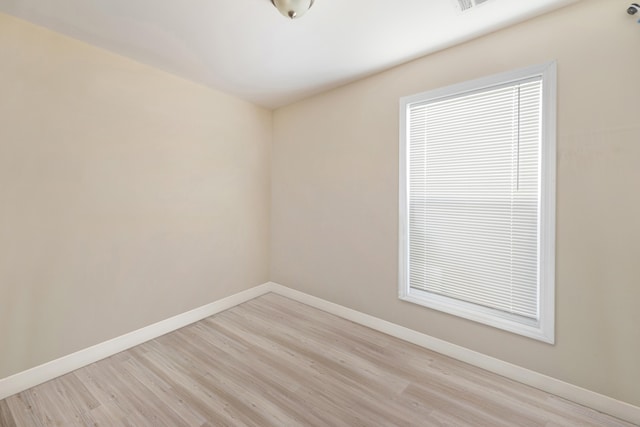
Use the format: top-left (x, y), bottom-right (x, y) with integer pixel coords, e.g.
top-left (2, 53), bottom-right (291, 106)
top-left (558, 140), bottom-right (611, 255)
top-left (270, 0), bottom-right (315, 19)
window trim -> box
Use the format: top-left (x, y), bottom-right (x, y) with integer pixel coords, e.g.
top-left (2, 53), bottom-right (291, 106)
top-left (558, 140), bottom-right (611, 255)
top-left (398, 61), bottom-right (556, 344)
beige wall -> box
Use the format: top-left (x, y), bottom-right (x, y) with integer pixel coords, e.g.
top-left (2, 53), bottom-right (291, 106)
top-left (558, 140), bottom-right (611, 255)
top-left (272, 0), bottom-right (640, 407)
top-left (0, 13), bottom-right (271, 378)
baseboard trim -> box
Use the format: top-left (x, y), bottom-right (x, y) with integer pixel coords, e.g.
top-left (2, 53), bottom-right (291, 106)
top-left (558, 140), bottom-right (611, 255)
top-left (2, 281), bottom-right (638, 425)
top-left (0, 283), bottom-right (273, 401)
top-left (267, 282), bottom-right (640, 426)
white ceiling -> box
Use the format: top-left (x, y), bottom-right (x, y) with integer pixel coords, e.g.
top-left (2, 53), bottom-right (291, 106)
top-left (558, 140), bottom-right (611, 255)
top-left (0, 0), bottom-right (575, 108)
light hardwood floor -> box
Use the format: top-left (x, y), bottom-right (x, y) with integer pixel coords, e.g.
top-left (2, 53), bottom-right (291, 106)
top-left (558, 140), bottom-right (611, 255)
top-left (0, 293), bottom-right (634, 426)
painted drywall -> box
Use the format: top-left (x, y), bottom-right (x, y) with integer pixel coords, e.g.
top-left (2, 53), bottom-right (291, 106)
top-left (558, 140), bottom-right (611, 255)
top-left (0, 13), bottom-right (271, 378)
top-left (272, 0), bottom-right (640, 407)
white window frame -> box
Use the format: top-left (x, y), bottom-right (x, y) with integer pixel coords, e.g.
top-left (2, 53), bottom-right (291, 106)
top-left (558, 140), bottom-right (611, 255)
top-left (398, 62), bottom-right (556, 344)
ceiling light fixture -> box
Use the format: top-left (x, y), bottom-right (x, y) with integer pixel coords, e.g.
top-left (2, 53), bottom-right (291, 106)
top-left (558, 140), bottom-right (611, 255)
top-left (270, 0), bottom-right (315, 19)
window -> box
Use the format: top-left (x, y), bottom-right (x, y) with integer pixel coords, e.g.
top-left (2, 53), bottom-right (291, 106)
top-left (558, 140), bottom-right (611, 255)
top-left (399, 62), bottom-right (556, 343)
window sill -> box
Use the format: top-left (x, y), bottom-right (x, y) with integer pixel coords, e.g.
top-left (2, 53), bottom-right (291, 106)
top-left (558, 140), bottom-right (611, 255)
top-left (399, 287), bottom-right (554, 344)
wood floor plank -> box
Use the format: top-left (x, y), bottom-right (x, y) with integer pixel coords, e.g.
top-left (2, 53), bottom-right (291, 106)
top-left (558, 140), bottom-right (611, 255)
top-left (134, 346), bottom-right (242, 426)
top-left (0, 293), bottom-right (635, 426)
top-left (214, 307), bottom-right (423, 425)
top-left (121, 356), bottom-right (208, 426)
top-left (192, 323), bottom-right (356, 426)
top-left (0, 399), bottom-right (16, 427)
top-left (170, 329), bottom-right (326, 426)
top-left (4, 391), bottom-right (43, 426)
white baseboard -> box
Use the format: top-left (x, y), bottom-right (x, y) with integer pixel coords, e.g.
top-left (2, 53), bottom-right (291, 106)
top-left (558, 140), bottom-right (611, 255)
top-left (0, 283), bottom-right (273, 401)
top-left (2, 281), bottom-right (638, 425)
top-left (267, 282), bottom-right (640, 426)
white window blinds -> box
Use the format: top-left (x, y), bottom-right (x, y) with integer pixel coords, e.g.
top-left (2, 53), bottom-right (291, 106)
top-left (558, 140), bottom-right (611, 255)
top-left (407, 78), bottom-right (542, 322)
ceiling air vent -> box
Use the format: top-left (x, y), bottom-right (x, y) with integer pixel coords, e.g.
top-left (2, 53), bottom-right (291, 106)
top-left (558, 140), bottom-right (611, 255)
top-left (455, 0), bottom-right (492, 12)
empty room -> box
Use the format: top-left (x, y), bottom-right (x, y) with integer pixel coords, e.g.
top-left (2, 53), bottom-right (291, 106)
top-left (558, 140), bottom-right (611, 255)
top-left (1, 0), bottom-right (639, 425)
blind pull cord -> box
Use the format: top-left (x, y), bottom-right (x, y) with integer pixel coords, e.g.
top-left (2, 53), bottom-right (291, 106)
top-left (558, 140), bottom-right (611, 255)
top-left (516, 86), bottom-right (521, 192)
